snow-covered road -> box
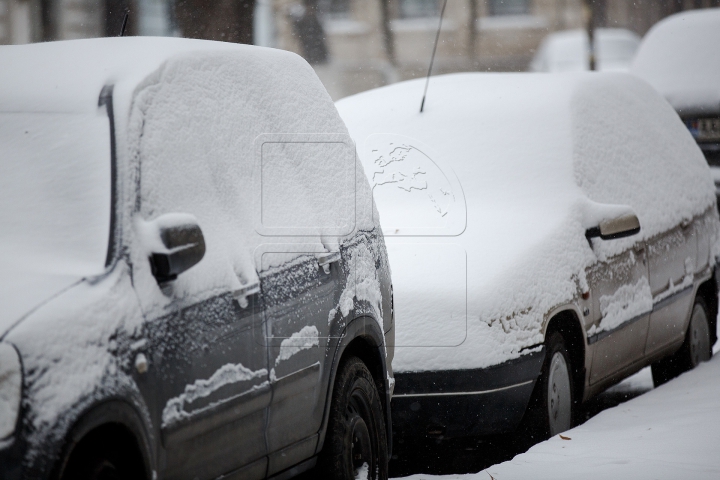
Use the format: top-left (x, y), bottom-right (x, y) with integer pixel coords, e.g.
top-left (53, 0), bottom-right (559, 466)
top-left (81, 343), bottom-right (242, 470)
top-left (395, 348), bottom-right (720, 480)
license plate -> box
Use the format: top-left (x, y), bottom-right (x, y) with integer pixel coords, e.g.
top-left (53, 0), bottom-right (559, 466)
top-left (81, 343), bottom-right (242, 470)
top-left (686, 117), bottom-right (720, 142)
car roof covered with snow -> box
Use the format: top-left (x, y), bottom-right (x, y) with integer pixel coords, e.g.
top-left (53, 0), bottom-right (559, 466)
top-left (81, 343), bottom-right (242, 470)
top-left (337, 72), bottom-right (714, 372)
top-left (0, 37), bottom-right (245, 115)
top-left (0, 37), bottom-right (374, 334)
top-left (631, 8), bottom-right (720, 115)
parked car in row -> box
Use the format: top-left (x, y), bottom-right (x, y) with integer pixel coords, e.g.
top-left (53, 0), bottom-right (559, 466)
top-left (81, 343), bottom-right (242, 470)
top-left (0, 38), bottom-right (393, 480)
top-left (631, 8), bottom-right (720, 203)
top-left (530, 28), bottom-right (640, 73)
top-left (337, 72), bottom-right (719, 443)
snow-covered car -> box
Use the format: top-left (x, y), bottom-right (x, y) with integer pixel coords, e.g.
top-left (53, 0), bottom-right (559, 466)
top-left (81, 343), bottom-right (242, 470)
top-left (530, 28), bottom-right (640, 73)
top-left (631, 8), bottom-right (720, 202)
top-left (0, 38), bottom-right (394, 480)
top-left (336, 72), bottom-right (719, 443)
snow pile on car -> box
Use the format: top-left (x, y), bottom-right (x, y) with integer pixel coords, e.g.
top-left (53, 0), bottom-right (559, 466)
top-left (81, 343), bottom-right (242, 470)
top-left (0, 37), bottom-right (378, 321)
top-left (0, 37), bottom-right (379, 461)
top-left (631, 8), bottom-right (720, 114)
top-left (337, 72), bottom-right (715, 372)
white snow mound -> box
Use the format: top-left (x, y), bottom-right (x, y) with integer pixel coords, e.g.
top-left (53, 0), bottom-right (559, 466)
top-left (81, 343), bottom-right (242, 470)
top-left (337, 72), bottom-right (715, 372)
top-left (631, 8), bottom-right (720, 114)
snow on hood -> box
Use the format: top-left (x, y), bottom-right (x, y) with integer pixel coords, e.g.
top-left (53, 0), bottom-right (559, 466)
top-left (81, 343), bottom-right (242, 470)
top-left (0, 38), bottom-right (238, 332)
top-left (0, 260), bottom-right (83, 339)
top-left (337, 72), bottom-right (714, 372)
top-left (631, 8), bottom-right (720, 115)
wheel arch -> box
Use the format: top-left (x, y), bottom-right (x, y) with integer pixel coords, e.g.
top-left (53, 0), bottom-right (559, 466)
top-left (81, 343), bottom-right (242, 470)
top-left (316, 316), bottom-right (392, 457)
top-left (52, 399), bottom-right (154, 480)
top-left (543, 308), bottom-right (587, 405)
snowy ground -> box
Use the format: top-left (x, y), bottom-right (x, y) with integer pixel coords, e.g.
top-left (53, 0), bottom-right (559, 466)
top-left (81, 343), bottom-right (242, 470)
top-left (394, 341), bottom-right (720, 480)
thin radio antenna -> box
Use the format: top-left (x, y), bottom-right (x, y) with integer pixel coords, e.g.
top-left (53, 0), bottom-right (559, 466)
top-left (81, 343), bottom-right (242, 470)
top-left (420, 0), bottom-right (448, 113)
top-left (119, 12), bottom-right (129, 37)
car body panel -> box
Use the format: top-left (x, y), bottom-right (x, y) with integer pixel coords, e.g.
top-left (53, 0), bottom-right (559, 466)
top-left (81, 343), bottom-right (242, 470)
top-left (0, 38), bottom-right (393, 480)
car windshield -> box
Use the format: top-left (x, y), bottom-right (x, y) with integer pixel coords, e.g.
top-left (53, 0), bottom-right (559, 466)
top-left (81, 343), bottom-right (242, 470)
top-left (0, 112), bottom-right (111, 276)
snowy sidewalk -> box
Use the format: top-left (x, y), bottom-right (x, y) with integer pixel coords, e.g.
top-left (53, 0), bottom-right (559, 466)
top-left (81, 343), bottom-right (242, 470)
top-left (396, 353), bottom-right (720, 480)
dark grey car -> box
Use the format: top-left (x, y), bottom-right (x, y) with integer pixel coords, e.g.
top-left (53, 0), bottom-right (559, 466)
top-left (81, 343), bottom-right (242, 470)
top-left (0, 38), bottom-right (393, 480)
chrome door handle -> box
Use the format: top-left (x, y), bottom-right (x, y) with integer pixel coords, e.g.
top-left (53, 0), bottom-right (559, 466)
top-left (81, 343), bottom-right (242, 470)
top-left (317, 252), bottom-right (341, 274)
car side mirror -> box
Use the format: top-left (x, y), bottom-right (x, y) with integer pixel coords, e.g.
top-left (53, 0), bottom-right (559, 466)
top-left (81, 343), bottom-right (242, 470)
top-left (148, 214), bottom-right (206, 283)
top-left (586, 213), bottom-right (640, 241)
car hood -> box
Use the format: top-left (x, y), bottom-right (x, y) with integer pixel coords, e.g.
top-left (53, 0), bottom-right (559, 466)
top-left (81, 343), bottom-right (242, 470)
top-left (0, 256), bottom-right (83, 338)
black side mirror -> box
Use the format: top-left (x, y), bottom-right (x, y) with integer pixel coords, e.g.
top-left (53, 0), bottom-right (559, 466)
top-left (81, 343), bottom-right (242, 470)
top-left (586, 213), bottom-right (641, 241)
top-left (148, 215), bottom-right (206, 283)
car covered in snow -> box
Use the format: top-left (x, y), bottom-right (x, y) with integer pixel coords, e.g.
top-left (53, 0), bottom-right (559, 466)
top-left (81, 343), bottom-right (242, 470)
top-left (631, 8), bottom-right (720, 203)
top-left (530, 28), bottom-right (640, 73)
top-left (336, 72), bottom-right (719, 443)
top-left (0, 38), bottom-right (394, 480)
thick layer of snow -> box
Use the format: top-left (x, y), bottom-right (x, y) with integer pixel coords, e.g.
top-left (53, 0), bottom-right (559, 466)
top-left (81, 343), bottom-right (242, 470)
top-left (337, 73), bottom-right (716, 372)
top-left (123, 42), bottom-right (377, 319)
top-left (328, 239), bottom-right (385, 329)
top-left (275, 326), bottom-right (320, 366)
top-left (587, 276), bottom-right (652, 338)
top-left (631, 8), bottom-right (720, 115)
top-left (162, 362), bottom-right (268, 428)
top-left (531, 28), bottom-right (640, 73)
top-left (395, 357), bottom-right (719, 479)
top-left (0, 112), bottom-right (111, 334)
top-left (0, 37), bottom-right (378, 326)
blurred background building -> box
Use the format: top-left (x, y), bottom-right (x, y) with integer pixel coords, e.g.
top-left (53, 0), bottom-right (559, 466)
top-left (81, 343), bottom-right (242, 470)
top-left (1, 0), bottom-right (718, 99)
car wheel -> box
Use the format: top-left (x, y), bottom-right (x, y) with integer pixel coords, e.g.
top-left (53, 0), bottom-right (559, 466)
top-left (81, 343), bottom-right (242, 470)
top-left (524, 332), bottom-right (574, 439)
top-left (57, 424), bottom-right (147, 480)
top-left (652, 297), bottom-right (712, 387)
top-left (319, 356), bottom-right (388, 480)
top-left (60, 448), bottom-right (137, 480)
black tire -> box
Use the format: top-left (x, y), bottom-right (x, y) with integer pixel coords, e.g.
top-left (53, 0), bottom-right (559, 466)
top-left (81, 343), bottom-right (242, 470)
top-left (652, 297), bottom-right (712, 387)
top-left (522, 332), bottom-right (574, 440)
top-left (318, 356), bottom-right (388, 480)
top-left (58, 427), bottom-right (147, 480)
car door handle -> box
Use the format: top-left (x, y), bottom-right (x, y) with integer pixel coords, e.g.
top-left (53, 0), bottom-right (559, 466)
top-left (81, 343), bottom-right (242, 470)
top-left (233, 282), bottom-right (260, 308)
top-left (317, 252), bottom-right (341, 274)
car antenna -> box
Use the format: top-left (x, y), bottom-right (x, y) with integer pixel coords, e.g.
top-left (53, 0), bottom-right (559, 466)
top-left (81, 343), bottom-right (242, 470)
top-left (420, 0), bottom-right (447, 113)
top-left (119, 12), bottom-right (129, 37)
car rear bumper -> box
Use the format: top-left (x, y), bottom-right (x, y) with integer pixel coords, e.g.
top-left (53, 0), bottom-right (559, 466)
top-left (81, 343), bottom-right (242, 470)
top-left (391, 348), bottom-right (545, 440)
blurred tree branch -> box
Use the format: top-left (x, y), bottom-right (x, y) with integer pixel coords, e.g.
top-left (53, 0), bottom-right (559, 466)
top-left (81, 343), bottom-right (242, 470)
top-left (175, 0), bottom-right (255, 44)
top-left (289, 0), bottom-right (327, 64)
top-left (380, 0), bottom-right (395, 65)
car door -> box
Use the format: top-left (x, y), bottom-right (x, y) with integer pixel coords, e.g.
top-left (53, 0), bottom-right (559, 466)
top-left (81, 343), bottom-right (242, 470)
top-left (137, 286), bottom-right (270, 480)
top-left (253, 135), bottom-right (357, 475)
top-left (644, 223), bottom-right (697, 355)
top-left (129, 137), bottom-right (271, 480)
top-left (587, 242), bottom-right (652, 384)
top-left (260, 251), bottom-right (341, 475)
